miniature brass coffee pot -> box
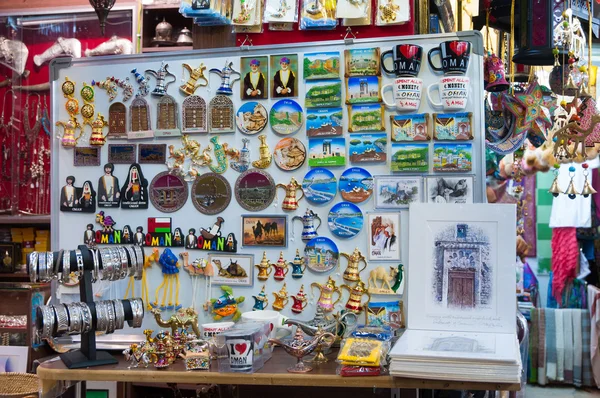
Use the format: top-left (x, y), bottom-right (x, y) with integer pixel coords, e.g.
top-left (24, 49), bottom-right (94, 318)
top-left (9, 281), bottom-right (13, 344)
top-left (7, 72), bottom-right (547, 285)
top-left (272, 251), bottom-right (289, 281)
top-left (276, 177), bottom-right (304, 211)
top-left (56, 116), bottom-right (83, 148)
top-left (87, 113), bottom-right (109, 147)
top-left (272, 283), bottom-right (289, 311)
top-left (209, 61), bottom-right (241, 96)
top-left (291, 249), bottom-right (306, 279)
top-left (146, 61), bottom-right (176, 96)
top-left (180, 63), bottom-right (208, 96)
top-left (311, 276), bottom-right (341, 313)
top-left (252, 285), bottom-right (269, 311)
top-left (341, 280), bottom-right (371, 314)
top-left (255, 252), bottom-right (273, 281)
top-left (340, 248), bottom-right (367, 282)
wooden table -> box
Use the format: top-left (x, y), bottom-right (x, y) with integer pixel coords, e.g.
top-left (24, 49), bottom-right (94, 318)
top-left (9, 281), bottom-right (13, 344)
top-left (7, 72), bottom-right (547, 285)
top-left (36, 349), bottom-right (520, 396)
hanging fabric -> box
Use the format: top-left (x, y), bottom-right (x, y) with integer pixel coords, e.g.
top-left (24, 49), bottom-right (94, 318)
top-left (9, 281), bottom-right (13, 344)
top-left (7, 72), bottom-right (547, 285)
top-left (551, 227), bottom-right (579, 304)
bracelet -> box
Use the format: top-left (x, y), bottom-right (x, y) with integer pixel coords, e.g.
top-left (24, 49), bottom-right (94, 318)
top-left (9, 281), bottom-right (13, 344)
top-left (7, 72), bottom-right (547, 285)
top-left (112, 299), bottom-right (125, 330)
top-left (75, 250), bottom-right (84, 279)
top-left (53, 304), bottom-right (69, 334)
top-left (91, 249), bottom-right (100, 283)
top-left (127, 298), bottom-right (144, 328)
top-left (29, 252), bottom-right (38, 283)
top-left (105, 300), bottom-right (116, 334)
top-left (77, 302), bottom-right (92, 334)
top-left (38, 252), bottom-right (48, 283)
top-left (116, 247), bottom-right (129, 280)
top-left (95, 301), bottom-right (108, 333)
top-left (100, 248), bottom-right (113, 281)
top-left (124, 246), bottom-right (137, 278)
top-left (61, 250), bottom-right (71, 284)
top-left (54, 250), bottom-right (63, 280)
top-left (46, 252), bottom-right (54, 281)
top-left (67, 303), bottom-right (82, 335)
top-left (39, 305), bottom-right (55, 339)
top-left (108, 248), bottom-right (121, 281)
top-left (132, 246), bottom-right (144, 280)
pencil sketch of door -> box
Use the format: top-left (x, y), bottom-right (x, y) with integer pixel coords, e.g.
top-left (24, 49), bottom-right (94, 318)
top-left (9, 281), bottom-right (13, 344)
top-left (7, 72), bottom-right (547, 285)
top-left (448, 269), bottom-right (475, 308)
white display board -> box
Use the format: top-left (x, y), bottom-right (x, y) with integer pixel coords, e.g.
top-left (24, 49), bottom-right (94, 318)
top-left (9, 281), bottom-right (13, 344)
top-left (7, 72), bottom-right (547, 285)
top-left (51, 32), bottom-right (486, 330)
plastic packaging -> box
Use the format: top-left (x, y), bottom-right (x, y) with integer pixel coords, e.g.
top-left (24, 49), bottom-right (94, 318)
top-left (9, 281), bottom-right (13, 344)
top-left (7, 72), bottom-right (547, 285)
top-left (335, 0), bottom-right (368, 20)
top-left (299, 0), bottom-right (337, 30)
top-left (365, 300), bottom-right (405, 331)
top-left (232, 0), bottom-right (260, 26)
top-left (342, 1), bottom-right (372, 26)
top-left (351, 325), bottom-right (393, 341)
top-left (264, 0), bottom-right (298, 23)
top-left (375, 0), bottom-right (409, 26)
top-left (216, 324), bottom-right (264, 373)
top-left (338, 364), bottom-right (382, 376)
top-left (337, 337), bottom-right (384, 367)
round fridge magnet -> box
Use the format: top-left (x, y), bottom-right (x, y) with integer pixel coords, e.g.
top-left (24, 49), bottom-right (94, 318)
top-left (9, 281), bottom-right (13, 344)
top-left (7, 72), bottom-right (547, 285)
top-left (235, 169), bottom-right (276, 211)
top-left (149, 171), bottom-right (188, 213)
top-left (304, 236), bottom-right (339, 273)
top-left (273, 137), bottom-right (306, 171)
top-left (236, 102), bottom-right (268, 135)
top-left (269, 99), bottom-right (303, 135)
top-left (328, 201), bottom-right (363, 239)
top-left (302, 167), bottom-right (337, 205)
top-left (339, 167), bottom-right (374, 204)
top-left (191, 172), bottom-right (232, 215)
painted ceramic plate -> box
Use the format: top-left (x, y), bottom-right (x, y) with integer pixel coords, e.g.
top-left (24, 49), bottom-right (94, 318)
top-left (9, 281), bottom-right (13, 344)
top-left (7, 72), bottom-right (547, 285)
top-left (273, 137), bottom-right (306, 171)
top-left (328, 201), bottom-right (363, 239)
top-left (339, 167), bottom-right (374, 204)
top-left (304, 236), bottom-right (339, 273)
top-left (302, 168), bottom-right (337, 205)
top-left (149, 171), bottom-right (188, 213)
top-left (270, 99), bottom-right (303, 135)
top-left (235, 169), bottom-right (276, 211)
top-left (191, 172), bottom-right (232, 215)
top-left (236, 102), bottom-right (268, 135)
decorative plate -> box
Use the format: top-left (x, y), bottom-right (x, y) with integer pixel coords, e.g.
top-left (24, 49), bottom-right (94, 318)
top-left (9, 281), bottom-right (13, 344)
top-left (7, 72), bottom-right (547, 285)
top-left (328, 201), bottom-right (363, 239)
top-left (302, 167), bottom-right (337, 205)
top-left (149, 171), bottom-right (188, 213)
top-left (236, 102), bottom-right (268, 135)
top-left (304, 236), bottom-right (339, 273)
top-left (339, 167), bottom-right (374, 204)
top-left (273, 137), bottom-right (306, 171)
top-left (269, 99), bottom-right (303, 135)
top-left (235, 169), bottom-right (276, 211)
top-left (191, 172), bottom-right (232, 215)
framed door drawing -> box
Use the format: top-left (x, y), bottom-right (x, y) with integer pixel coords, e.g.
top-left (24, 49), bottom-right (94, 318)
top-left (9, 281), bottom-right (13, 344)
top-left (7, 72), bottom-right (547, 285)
top-left (447, 269), bottom-right (475, 309)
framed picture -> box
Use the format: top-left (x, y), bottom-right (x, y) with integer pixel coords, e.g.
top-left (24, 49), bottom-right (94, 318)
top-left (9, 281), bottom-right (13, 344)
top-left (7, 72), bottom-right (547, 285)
top-left (74, 147), bottom-right (101, 166)
top-left (138, 144), bottom-right (167, 164)
top-left (345, 76), bottom-right (381, 104)
top-left (425, 176), bottom-right (474, 204)
top-left (374, 176), bottom-right (422, 209)
top-left (270, 54), bottom-right (299, 98)
top-left (305, 79), bottom-right (342, 108)
top-left (208, 253), bottom-right (254, 286)
top-left (108, 144), bottom-right (136, 164)
top-left (241, 56), bottom-right (268, 100)
top-left (367, 212), bottom-right (401, 261)
top-left (241, 214), bottom-right (287, 248)
top-left (432, 143), bottom-right (472, 172)
top-left (304, 52), bottom-right (340, 80)
top-left (0, 346), bottom-right (28, 372)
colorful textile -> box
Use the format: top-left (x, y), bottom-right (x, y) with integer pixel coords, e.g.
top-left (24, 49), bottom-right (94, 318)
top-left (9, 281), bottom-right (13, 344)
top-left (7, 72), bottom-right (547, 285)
top-left (582, 310), bottom-right (593, 386)
top-left (551, 227), bottom-right (580, 305)
top-left (587, 284), bottom-right (600, 388)
top-left (573, 309), bottom-right (583, 387)
top-left (563, 309), bottom-right (574, 383)
top-left (538, 308), bottom-right (547, 385)
top-left (529, 308), bottom-right (538, 383)
top-left (556, 309), bottom-right (565, 381)
top-left (546, 308), bottom-right (557, 381)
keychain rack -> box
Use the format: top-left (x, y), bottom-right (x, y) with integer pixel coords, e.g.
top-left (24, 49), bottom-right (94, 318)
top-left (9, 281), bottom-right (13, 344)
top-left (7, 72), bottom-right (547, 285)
top-left (29, 245), bottom-right (145, 369)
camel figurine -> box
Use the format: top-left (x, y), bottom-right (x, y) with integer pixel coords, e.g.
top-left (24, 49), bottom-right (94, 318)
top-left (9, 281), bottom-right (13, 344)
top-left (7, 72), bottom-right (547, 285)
top-left (191, 146), bottom-right (213, 167)
top-left (180, 252), bottom-right (214, 276)
top-left (137, 248), bottom-right (160, 309)
top-left (213, 258), bottom-right (248, 278)
top-left (367, 265), bottom-right (400, 294)
top-left (222, 143), bottom-right (240, 161)
top-left (123, 343), bottom-right (152, 368)
top-left (143, 329), bottom-right (155, 344)
top-left (552, 114), bottom-right (600, 160)
top-left (150, 306), bottom-right (201, 337)
top-left (168, 144), bottom-right (186, 174)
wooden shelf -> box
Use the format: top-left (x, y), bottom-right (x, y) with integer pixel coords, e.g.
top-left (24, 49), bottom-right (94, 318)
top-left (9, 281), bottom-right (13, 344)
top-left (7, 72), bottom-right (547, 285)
top-left (142, 3), bottom-right (180, 9)
top-left (0, 215), bottom-right (50, 225)
top-left (142, 46), bottom-right (193, 53)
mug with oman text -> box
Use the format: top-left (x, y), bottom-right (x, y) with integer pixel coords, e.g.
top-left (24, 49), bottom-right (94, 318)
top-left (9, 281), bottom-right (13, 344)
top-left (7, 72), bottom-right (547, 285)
top-left (427, 76), bottom-right (470, 111)
top-left (380, 77), bottom-right (423, 111)
top-left (427, 40), bottom-right (471, 75)
top-left (381, 44), bottom-right (423, 77)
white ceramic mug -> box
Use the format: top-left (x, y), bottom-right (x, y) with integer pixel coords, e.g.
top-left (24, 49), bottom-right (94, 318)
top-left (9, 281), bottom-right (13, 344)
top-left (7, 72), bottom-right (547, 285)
top-left (427, 76), bottom-right (470, 110)
top-left (200, 321), bottom-right (235, 339)
top-left (380, 77), bottom-right (422, 111)
top-left (241, 310), bottom-right (292, 342)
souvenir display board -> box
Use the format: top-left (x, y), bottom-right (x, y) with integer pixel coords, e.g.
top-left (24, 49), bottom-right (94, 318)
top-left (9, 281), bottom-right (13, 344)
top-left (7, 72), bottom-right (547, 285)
top-left (51, 32), bottom-right (485, 329)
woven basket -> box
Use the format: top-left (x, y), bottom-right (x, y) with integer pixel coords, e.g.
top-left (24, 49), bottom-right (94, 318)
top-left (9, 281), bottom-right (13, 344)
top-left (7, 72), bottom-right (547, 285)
top-left (0, 372), bottom-right (38, 397)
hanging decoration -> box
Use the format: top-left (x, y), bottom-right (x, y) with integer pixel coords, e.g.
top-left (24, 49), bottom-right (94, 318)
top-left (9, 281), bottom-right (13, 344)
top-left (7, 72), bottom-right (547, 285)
top-left (88, 0), bottom-right (116, 35)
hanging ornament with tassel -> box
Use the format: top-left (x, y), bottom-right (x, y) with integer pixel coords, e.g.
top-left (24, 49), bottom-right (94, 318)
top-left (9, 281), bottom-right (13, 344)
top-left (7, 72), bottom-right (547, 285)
top-left (564, 165), bottom-right (580, 199)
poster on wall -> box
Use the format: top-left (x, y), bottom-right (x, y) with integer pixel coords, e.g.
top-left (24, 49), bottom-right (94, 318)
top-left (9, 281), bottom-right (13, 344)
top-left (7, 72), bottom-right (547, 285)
top-left (367, 212), bottom-right (401, 261)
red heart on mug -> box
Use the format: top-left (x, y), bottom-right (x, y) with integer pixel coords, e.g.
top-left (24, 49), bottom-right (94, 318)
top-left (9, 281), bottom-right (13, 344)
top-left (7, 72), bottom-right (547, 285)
top-left (449, 42), bottom-right (468, 56)
top-left (235, 343), bottom-right (247, 354)
top-left (399, 45), bottom-right (418, 59)
top-left (269, 323), bottom-right (274, 332)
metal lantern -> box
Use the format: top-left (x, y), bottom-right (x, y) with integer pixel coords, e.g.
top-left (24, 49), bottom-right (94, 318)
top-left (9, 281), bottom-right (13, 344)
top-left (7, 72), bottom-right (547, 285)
top-left (512, 0), bottom-right (567, 65)
top-left (89, 0), bottom-right (116, 36)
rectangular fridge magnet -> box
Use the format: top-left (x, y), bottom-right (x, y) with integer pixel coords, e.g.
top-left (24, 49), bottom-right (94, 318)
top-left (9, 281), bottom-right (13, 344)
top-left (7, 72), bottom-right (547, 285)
top-left (390, 113), bottom-right (430, 141)
top-left (433, 112), bottom-right (473, 140)
top-left (432, 143), bottom-right (472, 172)
top-left (390, 143), bottom-right (429, 172)
top-left (348, 103), bottom-right (385, 132)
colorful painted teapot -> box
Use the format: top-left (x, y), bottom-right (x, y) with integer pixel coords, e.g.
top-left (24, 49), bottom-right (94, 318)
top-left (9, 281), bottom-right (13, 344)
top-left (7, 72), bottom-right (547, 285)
top-left (252, 285), bottom-right (269, 311)
top-left (291, 249), bottom-right (306, 279)
top-left (209, 61), bottom-right (241, 95)
top-left (272, 251), bottom-right (290, 281)
top-left (291, 285), bottom-right (308, 314)
top-left (276, 177), bottom-right (304, 211)
top-left (341, 280), bottom-right (371, 314)
top-left (56, 116), bottom-right (83, 147)
top-left (311, 277), bottom-right (341, 313)
top-left (180, 63), bottom-right (208, 96)
top-left (292, 209), bottom-right (321, 242)
top-left (87, 113), bottom-right (109, 146)
top-left (272, 283), bottom-right (289, 311)
top-left (340, 248), bottom-right (367, 282)
top-left (255, 252), bottom-right (273, 281)
top-left (146, 61), bottom-right (176, 96)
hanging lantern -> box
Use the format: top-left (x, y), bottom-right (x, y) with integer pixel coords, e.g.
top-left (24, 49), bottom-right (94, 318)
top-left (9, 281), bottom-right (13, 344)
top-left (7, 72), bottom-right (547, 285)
top-left (512, 0), bottom-right (568, 65)
top-left (89, 0), bottom-right (116, 36)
